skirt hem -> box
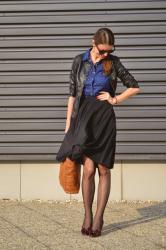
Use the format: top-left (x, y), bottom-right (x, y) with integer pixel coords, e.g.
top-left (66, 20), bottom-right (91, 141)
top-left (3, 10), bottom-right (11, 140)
top-left (56, 143), bottom-right (114, 169)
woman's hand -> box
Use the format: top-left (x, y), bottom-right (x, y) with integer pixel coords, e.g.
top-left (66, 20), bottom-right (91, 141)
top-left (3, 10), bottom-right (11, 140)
top-left (65, 122), bottom-right (70, 134)
top-left (64, 128), bottom-right (68, 134)
top-left (96, 91), bottom-right (118, 105)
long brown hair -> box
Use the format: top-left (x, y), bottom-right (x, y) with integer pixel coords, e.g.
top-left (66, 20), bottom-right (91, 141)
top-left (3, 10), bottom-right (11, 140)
top-left (93, 28), bottom-right (115, 75)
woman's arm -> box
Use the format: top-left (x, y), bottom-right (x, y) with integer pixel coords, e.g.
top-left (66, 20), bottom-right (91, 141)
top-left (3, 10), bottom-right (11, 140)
top-left (65, 55), bottom-right (79, 133)
top-left (98, 87), bottom-right (140, 105)
top-left (65, 96), bottom-right (76, 133)
top-left (115, 87), bottom-right (140, 104)
top-left (114, 56), bottom-right (141, 103)
top-left (91, 56), bottom-right (141, 105)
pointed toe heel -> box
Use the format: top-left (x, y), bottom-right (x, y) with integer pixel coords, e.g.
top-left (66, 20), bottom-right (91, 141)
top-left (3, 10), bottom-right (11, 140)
top-left (89, 220), bottom-right (104, 238)
top-left (81, 226), bottom-right (92, 236)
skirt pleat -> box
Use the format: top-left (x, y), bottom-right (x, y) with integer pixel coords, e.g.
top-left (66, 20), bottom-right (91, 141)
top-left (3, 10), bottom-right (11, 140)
top-left (56, 96), bottom-right (116, 169)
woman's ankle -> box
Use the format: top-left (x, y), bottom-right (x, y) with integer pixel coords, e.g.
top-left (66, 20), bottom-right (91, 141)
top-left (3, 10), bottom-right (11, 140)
top-left (92, 214), bottom-right (103, 229)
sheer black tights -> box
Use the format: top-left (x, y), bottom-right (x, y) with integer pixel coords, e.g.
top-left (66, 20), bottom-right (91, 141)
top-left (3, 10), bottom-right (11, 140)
top-left (81, 155), bottom-right (96, 228)
top-left (82, 154), bottom-right (111, 230)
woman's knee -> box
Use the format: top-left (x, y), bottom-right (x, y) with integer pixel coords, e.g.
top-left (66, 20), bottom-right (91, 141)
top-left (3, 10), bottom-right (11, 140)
top-left (98, 164), bottom-right (110, 177)
top-left (83, 155), bottom-right (96, 178)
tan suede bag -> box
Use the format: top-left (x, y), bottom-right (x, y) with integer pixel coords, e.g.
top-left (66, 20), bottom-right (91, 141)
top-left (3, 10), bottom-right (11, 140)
top-left (59, 157), bottom-right (81, 194)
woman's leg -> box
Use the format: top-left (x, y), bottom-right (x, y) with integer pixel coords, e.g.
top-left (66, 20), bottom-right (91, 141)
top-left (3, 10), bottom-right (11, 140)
top-left (92, 164), bottom-right (111, 230)
top-left (82, 154), bottom-right (96, 228)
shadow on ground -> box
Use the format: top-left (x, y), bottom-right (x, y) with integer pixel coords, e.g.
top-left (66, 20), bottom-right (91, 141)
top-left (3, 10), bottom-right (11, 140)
top-left (103, 201), bottom-right (166, 236)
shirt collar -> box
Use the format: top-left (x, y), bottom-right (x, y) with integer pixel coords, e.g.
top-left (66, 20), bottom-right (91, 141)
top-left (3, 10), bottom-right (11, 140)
top-left (82, 47), bottom-right (92, 62)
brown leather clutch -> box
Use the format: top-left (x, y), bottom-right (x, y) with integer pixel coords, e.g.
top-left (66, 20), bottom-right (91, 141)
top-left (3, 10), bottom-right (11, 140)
top-left (59, 157), bottom-right (81, 194)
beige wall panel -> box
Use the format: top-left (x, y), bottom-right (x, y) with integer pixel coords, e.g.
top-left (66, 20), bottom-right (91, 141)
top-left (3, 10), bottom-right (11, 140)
top-left (122, 161), bottom-right (166, 201)
top-left (0, 162), bottom-right (20, 199)
top-left (21, 162), bottom-right (69, 201)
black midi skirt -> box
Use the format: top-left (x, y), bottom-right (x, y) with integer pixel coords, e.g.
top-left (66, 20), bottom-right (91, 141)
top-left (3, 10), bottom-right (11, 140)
top-left (56, 95), bottom-right (117, 169)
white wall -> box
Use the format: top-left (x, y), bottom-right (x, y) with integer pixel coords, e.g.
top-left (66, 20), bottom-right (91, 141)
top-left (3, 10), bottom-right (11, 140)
top-left (0, 161), bottom-right (166, 201)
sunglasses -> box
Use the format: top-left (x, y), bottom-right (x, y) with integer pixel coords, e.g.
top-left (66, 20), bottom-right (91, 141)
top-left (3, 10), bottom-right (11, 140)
top-left (95, 44), bottom-right (115, 55)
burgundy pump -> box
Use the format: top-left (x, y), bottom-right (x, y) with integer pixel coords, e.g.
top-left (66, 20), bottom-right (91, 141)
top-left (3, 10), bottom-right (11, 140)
top-left (89, 220), bottom-right (104, 237)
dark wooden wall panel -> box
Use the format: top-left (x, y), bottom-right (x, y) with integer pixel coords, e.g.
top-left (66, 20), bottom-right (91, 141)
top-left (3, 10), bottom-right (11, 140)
top-left (0, 0), bottom-right (165, 161)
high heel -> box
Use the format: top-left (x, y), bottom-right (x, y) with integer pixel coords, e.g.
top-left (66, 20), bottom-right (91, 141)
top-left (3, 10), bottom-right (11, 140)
top-left (89, 220), bottom-right (104, 237)
top-left (81, 226), bottom-right (92, 236)
top-left (81, 213), bottom-right (93, 236)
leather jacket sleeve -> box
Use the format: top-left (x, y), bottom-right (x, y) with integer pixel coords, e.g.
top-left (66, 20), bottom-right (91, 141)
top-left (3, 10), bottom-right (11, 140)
top-left (68, 55), bottom-right (79, 97)
top-left (114, 56), bottom-right (140, 88)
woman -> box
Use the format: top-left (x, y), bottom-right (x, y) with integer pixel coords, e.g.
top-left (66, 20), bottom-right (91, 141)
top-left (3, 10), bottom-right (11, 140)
top-left (56, 28), bottom-right (140, 237)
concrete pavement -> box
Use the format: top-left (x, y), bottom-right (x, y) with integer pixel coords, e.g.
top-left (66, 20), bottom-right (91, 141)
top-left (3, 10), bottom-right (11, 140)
top-left (0, 199), bottom-right (166, 250)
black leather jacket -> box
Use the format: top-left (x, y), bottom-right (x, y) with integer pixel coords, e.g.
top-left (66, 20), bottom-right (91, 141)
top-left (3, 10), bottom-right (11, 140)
top-left (69, 52), bottom-right (139, 118)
